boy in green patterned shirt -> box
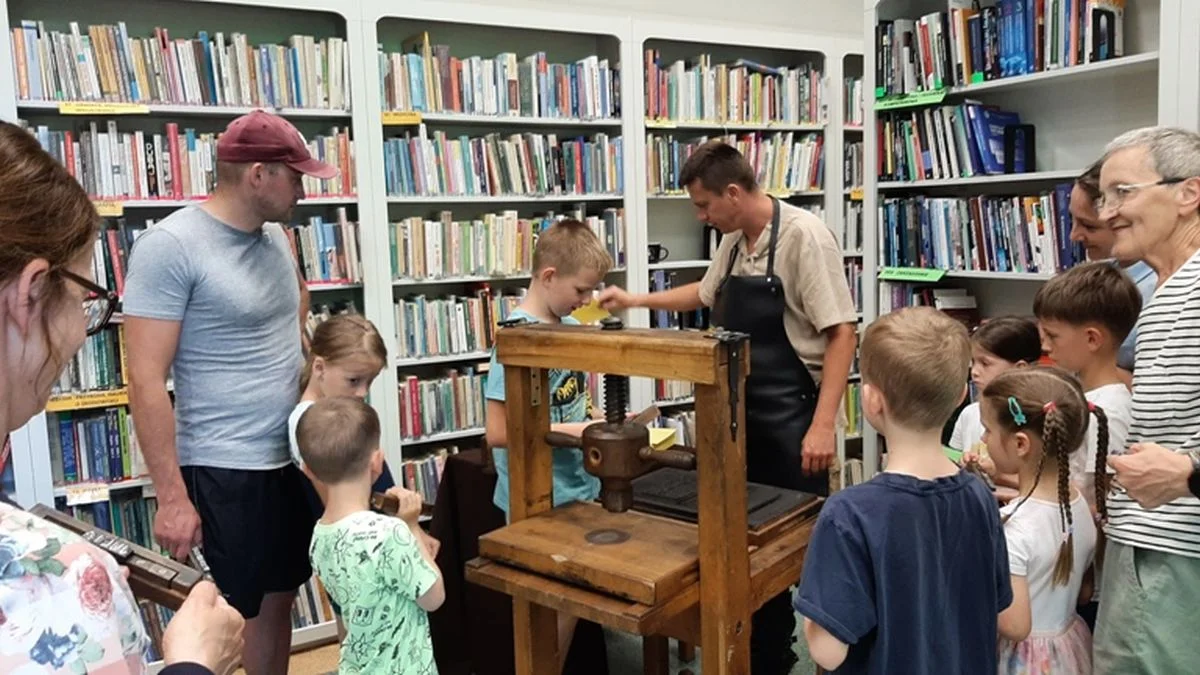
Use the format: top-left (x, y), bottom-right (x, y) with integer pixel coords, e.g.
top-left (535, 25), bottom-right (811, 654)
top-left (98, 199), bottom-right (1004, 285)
top-left (299, 396), bottom-right (443, 674)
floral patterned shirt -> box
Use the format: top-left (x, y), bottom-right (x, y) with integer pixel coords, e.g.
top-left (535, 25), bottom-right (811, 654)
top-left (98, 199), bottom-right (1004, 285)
top-left (0, 501), bottom-right (150, 674)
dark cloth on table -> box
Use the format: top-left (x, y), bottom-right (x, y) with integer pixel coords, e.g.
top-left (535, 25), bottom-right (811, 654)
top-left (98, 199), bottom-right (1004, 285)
top-left (428, 448), bottom-right (609, 675)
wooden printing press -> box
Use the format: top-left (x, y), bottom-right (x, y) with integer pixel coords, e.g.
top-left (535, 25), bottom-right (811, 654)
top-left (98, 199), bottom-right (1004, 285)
top-left (464, 318), bottom-right (824, 675)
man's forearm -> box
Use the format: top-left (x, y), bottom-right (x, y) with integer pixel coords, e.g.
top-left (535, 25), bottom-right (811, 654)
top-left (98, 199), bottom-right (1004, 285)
top-left (635, 282), bottom-right (705, 313)
top-left (812, 323), bottom-right (857, 428)
top-left (130, 385), bottom-right (186, 500)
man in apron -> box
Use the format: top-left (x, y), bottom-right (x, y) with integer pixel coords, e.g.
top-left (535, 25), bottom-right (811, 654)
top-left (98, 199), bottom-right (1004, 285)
top-left (598, 140), bottom-right (858, 672)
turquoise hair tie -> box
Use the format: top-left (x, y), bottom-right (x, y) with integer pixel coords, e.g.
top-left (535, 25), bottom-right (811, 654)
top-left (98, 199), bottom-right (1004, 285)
top-left (1007, 396), bottom-right (1027, 426)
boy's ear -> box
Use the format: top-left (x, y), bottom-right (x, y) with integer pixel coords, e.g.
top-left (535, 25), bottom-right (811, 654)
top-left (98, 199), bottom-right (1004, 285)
top-left (301, 462), bottom-right (318, 483)
top-left (1084, 324), bottom-right (1106, 352)
top-left (538, 266), bottom-right (557, 284)
top-left (312, 356), bottom-right (326, 378)
top-left (369, 448), bottom-right (385, 481)
top-left (862, 383), bottom-right (886, 419)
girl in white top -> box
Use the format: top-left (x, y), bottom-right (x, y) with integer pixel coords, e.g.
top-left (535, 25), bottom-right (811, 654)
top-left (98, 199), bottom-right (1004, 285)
top-left (953, 317), bottom-right (1042, 491)
top-left (980, 366), bottom-right (1108, 674)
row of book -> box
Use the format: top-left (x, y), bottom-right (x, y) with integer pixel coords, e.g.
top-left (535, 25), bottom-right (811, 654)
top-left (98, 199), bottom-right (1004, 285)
top-left (845, 261), bottom-right (864, 313)
top-left (54, 325), bottom-right (125, 395)
top-left (397, 446), bottom-right (460, 506)
top-left (12, 21), bottom-right (351, 110)
top-left (23, 121), bottom-right (356, 200)
top-left (878, 103), bottom-right (1027, 182)
top-left (844, 140), bottom-right (863, 190)
top-left (287, 210), bottom-right (363, 285)
top-left (649, 270), bottom-right (711, 331)
top-left (843, 382), bottom-right (862, 437)
top-left (383, 34), bottom-right (620, 121)
top-left (644, 51), bottom-right (824, 125)
top-left (654, 380), bottom-right (694, 404)
top-left (399, 369), bottom-right (486, 441)
top-left (883, 285), bottom-right (982, 329)
top-left (646, 132), bottom-right (824, 195)
top-left (656, 410), bottom-right (696, 448)
top-left (842, 201), bottom-right (864, 253)
top-left (383, 127), bottom-right (622, 198)
top-left (844, 76), bottom-right (864, 127)
top-left (48, 407), bottom-right (146, 487)
top-left (876, 1), bottom-right (1127, 98)
top-left (879, 186), bottom-right (1085, 274)
top-left (389, 207), bottom-right (625, 281)
top-left (394, 290), bottom-right (522, 361)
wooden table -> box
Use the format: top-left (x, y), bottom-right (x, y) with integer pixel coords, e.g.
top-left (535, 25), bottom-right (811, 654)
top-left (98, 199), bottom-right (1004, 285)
top-left (465, 324), bottom-right (819, 675)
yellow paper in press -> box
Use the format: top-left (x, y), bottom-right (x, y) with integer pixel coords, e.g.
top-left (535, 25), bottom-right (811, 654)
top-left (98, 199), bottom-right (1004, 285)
top-left (570, 299), bottom-right (610, 324)
top-left (649, 428), bottom-right (677, 450)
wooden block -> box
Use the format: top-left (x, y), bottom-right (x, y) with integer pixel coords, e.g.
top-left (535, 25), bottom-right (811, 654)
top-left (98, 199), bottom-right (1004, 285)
top-left (496, 324), bottom-right (725, 384)
top-left (514, 600), bottom-right (557, 675)
top-left (695, 371), bottom-right (751, 674)
top-left (678, 640), bottom-right (696, 663)
top-left (505, 366), bottom-right (553, 520)
top-left (479, 501), bottom-right (699, 605)
top-left (643, 635), bottom-right (670, 675)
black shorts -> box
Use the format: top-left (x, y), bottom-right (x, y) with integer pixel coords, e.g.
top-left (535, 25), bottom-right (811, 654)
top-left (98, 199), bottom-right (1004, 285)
top-left (182, 464), bottom-right (317, 618)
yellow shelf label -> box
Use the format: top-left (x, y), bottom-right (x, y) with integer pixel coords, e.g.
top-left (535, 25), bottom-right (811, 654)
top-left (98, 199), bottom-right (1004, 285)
top-left (849, 188), bottom-right (864, 200)
top-left (46, 388), bottom-right (130, 412)
top-left (65, 483), bottom-right (111, 506)
top-left (766, 189), bottom-right (793, 198)
top-left (93, 200), bottom-right (124, 217)
top-left (382, 110), bottom-right (422, 125)
top-left (59, 101), bottom-right (150, 115)
top-left (646, 119), bottom-right (677, 129)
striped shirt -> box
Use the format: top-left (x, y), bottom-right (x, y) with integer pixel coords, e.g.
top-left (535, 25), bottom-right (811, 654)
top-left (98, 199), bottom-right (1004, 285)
top-left (1106, 248), bottom-right (1200, 559)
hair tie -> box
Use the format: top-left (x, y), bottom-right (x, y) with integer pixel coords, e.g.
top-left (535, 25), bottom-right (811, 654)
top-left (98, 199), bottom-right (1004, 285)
top-left (1043, 401), bottom-right (1058, 414)
top-left (1087, 402), bottom-right (1097, 412)
top-left (1008, 397), bottom-right (1027, 426)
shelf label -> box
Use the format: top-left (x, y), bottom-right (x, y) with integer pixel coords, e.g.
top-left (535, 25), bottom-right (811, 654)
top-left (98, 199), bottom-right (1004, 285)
top-left (59, 101), bottom-right (150, 115)
top-left (142, 483), bottom-right (157, 499)
top-left (93, 200), bottom-right (124, 217)
top-left (45, 388), bottom-right (130, 412)
top-left (382, 111), bottom-right (422, 125)
top-left (766, 189), bottom-right (793, 199)
top-left (65, 483), bottom-right (110, 506)
top-left (873, 89), bottom-right (947, 111)
top-left (878, 266), bottom-right (947, 283)
top-left (849, 188), bottom-right (864, 200)
top-left (646, 119), bottom-right (676, 129)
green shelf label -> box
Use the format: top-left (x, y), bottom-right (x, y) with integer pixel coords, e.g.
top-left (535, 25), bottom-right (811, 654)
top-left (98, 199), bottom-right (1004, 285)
top-left (873, 89), bottom-right (948, 111)
top-left (878, 266), bottom-right (947, 282)
top-left (874, 86), bottom-right (885, 99)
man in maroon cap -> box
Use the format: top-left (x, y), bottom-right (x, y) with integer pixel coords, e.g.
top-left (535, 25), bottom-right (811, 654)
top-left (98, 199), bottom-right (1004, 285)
top-left (123, 110), bottom-right (338, 674)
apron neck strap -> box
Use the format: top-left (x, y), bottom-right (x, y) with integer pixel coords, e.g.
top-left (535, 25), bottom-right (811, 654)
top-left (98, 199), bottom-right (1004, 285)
top-left (722, 195), bottom-right (785, 278)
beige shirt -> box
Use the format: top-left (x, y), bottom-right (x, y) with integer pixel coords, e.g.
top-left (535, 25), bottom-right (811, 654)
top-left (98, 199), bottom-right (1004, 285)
top-left (698, 201), bottom-right (857, 382)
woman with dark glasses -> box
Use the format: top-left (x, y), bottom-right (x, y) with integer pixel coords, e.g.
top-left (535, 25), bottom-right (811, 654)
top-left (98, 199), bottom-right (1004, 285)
top-left (0, 121), bottom-right (242, 674)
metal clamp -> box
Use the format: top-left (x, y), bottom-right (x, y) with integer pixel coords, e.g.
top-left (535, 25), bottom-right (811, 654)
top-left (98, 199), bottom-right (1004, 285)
top-left (705, 329), bottom-right (749, 441)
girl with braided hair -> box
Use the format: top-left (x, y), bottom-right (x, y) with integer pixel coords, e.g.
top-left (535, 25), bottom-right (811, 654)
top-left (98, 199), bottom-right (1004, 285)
top-left (979, 366), bottom-right (1110, 674)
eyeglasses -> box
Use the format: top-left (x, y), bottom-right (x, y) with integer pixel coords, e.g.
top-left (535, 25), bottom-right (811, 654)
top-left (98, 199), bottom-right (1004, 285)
top-left (1095, 177), bottom-right (1187, 213)
top-left (60, 269), bottom-right (118, 336)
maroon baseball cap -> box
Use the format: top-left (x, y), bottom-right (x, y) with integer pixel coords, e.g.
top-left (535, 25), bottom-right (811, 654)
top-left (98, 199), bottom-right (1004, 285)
top-left (216, 110), bottom-right (338, 180)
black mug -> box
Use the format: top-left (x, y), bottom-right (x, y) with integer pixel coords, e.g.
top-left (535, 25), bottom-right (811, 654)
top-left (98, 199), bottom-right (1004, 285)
top-left (648, 242), bottom-right (670, 264)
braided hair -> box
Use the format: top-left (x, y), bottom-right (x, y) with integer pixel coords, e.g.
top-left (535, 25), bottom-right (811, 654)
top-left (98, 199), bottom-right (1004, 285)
top-left (982, 366), bottom-right (1095, 587)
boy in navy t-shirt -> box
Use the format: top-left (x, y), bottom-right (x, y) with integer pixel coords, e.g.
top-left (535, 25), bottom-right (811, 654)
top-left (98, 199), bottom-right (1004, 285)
top-left (795, 307), bottom-right (1012, 674)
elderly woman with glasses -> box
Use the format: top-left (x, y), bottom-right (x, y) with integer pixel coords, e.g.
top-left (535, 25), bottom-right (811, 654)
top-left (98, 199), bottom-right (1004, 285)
top-left (1090, 126), bottom-right (1200, 675)
top-left (0, 121), bottom-right (243, 674)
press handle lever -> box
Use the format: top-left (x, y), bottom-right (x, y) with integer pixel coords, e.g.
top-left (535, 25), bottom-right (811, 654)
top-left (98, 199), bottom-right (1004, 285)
top-left (639, 446), bottom-right (697, 470)
top-left (544, 431), bottom-right (583, 448)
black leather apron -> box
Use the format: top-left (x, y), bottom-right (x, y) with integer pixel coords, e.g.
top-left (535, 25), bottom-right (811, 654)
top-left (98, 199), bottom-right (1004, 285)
top-left (710, 197), bottom-right (826, 495)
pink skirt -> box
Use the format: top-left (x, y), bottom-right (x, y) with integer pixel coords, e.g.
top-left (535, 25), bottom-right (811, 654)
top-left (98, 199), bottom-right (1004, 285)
top-left (998, 615), bottom-right (1092, 674)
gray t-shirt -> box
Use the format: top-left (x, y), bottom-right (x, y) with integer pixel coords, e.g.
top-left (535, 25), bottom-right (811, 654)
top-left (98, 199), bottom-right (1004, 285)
top-left (122, 206), bottom-right (303, 470)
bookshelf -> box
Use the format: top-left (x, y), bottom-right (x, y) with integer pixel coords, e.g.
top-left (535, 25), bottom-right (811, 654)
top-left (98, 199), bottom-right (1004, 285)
top-left (626, 18), bottom-right (861, 475)
top-left (859, 0), bottom-right (1175, 476)
top-left (0, 0), bottom-right (370, 664)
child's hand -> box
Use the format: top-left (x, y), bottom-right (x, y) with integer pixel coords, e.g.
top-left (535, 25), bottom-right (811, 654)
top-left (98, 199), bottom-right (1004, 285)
top-left (963, 450), bottom-right (996, 477)
top-left (386, 486), bottom-right (423, 525)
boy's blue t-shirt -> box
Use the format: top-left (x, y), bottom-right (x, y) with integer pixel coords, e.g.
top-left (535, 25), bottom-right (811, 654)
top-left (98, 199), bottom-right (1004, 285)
top-left (795, 469), bottom-right (1012, 675)
top-left (485, 309), bottom-right (599, 514)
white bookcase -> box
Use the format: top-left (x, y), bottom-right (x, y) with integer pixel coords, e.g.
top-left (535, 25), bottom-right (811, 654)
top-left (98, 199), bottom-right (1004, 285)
top-left (858, 0), bottom-right (1191, 476)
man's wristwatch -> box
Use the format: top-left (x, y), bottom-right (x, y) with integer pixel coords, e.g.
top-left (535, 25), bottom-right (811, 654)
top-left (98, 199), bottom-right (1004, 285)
top-left (1188, 451), bottom-right (1200, 499)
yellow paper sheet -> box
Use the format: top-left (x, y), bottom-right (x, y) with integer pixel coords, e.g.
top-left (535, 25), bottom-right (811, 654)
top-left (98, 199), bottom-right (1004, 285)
top-left (570, 299), bottom-right (610, 324)
top-left (649, 427), bottom-right (677, 450)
